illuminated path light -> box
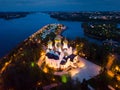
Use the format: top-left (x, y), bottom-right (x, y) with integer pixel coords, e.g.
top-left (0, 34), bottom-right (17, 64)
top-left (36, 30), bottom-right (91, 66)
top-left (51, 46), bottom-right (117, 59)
top-left (106, 54), bottom-right (115, 70)
top-left (0, 60), bottom-right (12, 74)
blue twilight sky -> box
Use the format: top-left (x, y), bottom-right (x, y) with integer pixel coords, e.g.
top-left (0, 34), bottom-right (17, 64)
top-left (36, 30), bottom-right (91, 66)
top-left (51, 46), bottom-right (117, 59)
top-left (0, 0), bottom-right (120, 11)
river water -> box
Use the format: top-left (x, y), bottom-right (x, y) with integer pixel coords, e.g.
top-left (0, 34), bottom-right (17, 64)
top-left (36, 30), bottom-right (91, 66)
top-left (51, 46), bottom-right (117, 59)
top-left (0, 12), bottom-right (101, 58)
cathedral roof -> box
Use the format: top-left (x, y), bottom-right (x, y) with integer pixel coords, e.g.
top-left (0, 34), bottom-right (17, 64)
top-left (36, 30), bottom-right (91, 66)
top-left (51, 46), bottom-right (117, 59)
top-left (55, 51), bottom-right (61, 55)
top-left (68, 54), bottom-right (77, 62)
top-left (60, 59), bottom-right (67, 65)
top-left (46, 52), bottom-right (59, 60)
top-left (63, 56), bottom-right (69, 61)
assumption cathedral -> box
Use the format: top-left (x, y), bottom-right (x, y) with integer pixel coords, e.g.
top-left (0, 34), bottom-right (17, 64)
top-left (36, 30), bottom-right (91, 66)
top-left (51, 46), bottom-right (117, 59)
top-left (45, 35), bottom-right (79, 70)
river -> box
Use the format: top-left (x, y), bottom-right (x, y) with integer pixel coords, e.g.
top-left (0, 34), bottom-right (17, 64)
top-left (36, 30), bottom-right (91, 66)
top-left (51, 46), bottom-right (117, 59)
top-left (0, 12), bottom-right (101, 58)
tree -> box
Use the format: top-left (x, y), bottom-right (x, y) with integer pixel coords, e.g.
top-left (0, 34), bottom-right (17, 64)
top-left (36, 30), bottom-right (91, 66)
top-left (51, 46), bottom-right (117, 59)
top-left (1, 61), bottom-right (45, 90)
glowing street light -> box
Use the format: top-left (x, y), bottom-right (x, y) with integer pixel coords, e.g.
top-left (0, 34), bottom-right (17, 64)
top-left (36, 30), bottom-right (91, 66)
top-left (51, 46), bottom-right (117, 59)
top-left (115, 66), bottom-right (119, 71)
top-left (106, 54), bottom-right (115, 70)
top-left (43, 67), bottom-right (48, 73)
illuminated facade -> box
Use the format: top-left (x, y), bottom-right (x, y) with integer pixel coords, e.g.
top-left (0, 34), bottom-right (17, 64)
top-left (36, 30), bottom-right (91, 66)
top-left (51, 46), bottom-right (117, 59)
top-left (45, 35), bottom-right (79, 70)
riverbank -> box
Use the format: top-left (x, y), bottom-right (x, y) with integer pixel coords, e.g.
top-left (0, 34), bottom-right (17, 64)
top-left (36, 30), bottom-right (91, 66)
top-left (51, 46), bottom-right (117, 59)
top-left (84, 33), bottom-right (103, 40)
top-left (46, 11), bottom-right (120, 23)
top-left (82, 22), bottom-right (120, 42)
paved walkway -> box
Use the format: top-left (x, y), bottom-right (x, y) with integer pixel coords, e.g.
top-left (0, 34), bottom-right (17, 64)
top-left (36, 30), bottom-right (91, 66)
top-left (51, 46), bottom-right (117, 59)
top-left (69, 57), bottom-right (101, 82)
top-left (54, 57), bottom-right (101, 82)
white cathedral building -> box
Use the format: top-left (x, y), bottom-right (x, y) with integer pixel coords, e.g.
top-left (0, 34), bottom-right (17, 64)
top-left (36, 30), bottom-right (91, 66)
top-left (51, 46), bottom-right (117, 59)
top-left (45, 35), bottom-right (79, 70)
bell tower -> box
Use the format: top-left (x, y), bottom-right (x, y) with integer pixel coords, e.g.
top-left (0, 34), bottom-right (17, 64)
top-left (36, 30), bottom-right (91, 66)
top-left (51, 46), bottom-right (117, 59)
top-left (48, 40), bottom-right (53, 49)
top-left (63, 38), bottom-right (68, 49)
top-left (55, 35), bottom-right (61, 49)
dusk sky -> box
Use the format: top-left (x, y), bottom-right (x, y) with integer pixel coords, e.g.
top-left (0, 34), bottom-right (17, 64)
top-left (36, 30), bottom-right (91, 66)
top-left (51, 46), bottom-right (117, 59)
top-left (0, 0), bottom-right (120, 11)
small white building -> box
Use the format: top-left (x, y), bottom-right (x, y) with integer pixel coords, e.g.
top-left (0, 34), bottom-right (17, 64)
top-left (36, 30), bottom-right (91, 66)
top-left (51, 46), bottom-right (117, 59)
top-left (45, 35), bottom-right (79, 70)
